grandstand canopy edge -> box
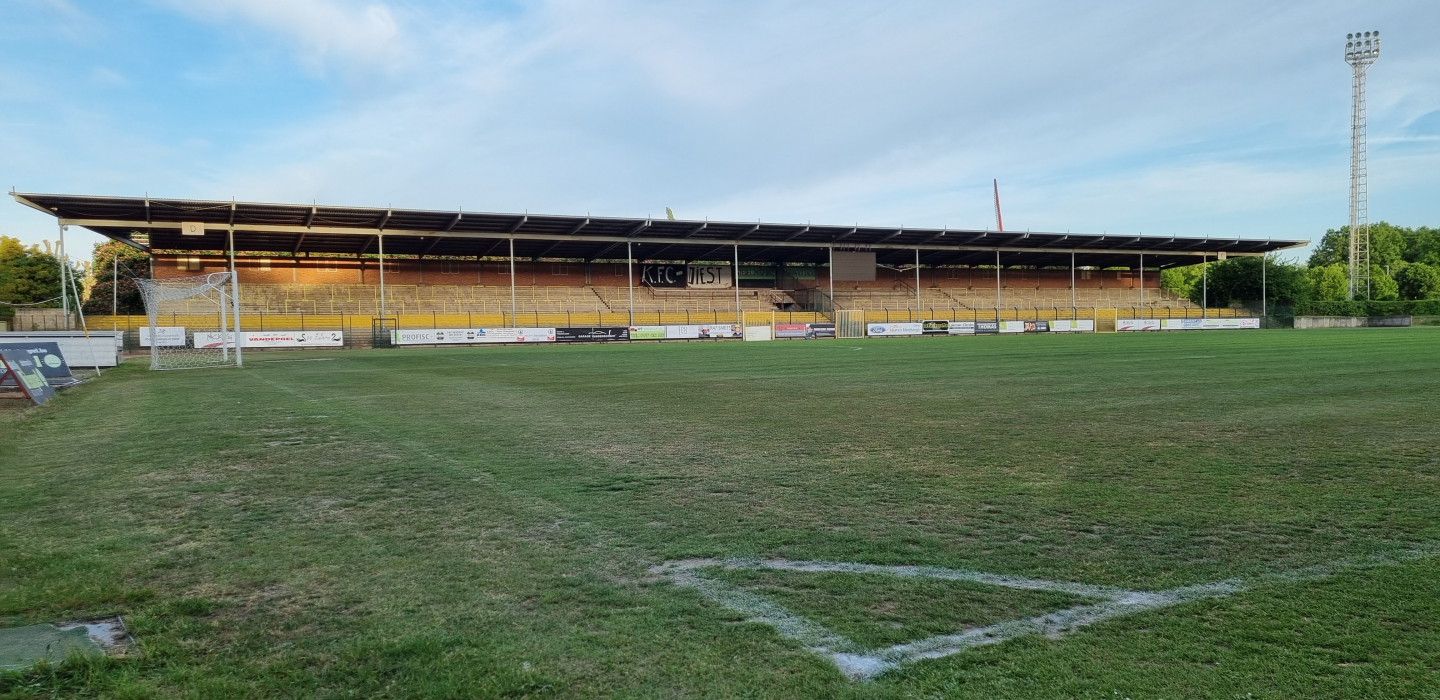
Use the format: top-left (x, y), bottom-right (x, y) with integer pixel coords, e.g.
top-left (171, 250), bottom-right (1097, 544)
top-left (13, 192), bottom-right (1307, 269)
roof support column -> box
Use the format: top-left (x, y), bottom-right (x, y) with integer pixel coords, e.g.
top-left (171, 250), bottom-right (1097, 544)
top-left (995, 250), bottom-right (1002, 323)
top-left (734, 243), bottom-right (741, 323)
top-left (1139, 252), bottom-right (1144, 319)
top-left (1202, 253), bottom-right (1208, 318)
top-left (378, 233), bottom-right (387, 329)
top-left (1070, 251), bottom-right (1076, 320)
top-left (915, 248), bottom-right (921, 320)
top-left (828, 246), bottom-right (834, 318)
top-left (509, 238), bottom-right (517, 324)
top-left (229, 227), bottom-right (242, 367)
top-left (627, 241), bottom-right (635, 326)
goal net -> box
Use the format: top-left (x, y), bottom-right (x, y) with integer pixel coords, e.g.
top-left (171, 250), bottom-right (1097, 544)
top-left (137, 272), bottom-right (243, 370)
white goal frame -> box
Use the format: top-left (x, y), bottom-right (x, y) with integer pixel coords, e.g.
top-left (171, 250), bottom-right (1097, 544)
top-left (137, 271), bottom-right (244, 370)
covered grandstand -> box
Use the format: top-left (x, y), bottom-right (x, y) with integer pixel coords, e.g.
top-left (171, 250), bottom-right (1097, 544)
top-left (12, 192), bottom-right (1306, 342)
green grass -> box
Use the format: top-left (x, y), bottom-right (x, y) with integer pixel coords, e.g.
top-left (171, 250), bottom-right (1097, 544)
top-left (1, 328), bottom-right (1438, 698)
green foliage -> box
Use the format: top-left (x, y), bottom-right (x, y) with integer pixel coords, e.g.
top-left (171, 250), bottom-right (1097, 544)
top-left (1308, 228), bottom-right (1348, 267)
top-left (1295, 299), bottom-right (1440, 316)
top-left (1306, 263), bottom-right (1349, 301)
top-left (1369, 264), bottom-right (1399, 301)
top-left (1188, 256), bottom-right (1308, 308)
top-left (1310, 223), bottom-right (1440, 268)
top-left (1159, 264), bottom-right (1202, 300)
top-left (1395, 262), bottom-right (1440, 300)
top-left (82, 241), bottom-right (151, 315)
top-left (0, 236), bottom-right (64, 321)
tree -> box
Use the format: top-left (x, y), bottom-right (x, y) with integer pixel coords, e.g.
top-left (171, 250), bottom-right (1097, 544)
top-left (1368, 264), bottom-right (1399, 301)
top-left (1404, 226), bottom-right (1440, 265)
top-left (1395, 262), bottom-right (1440, 300)
top-left (82, 241), bottom-right (152, 314)
top-left (0, 236), bottom-right (64, 321)
top-left (1160, 264), bottom-right (1203, 301)
top-left (1308, 222), bottom-right (1407, 269)
top-left (1306, 264), bottom-right (1349, 301)
top-left (1187, 256), bottom-right (1307, 308)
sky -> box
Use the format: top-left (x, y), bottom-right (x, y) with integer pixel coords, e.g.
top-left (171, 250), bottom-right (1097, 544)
top-left (2, 0), bottom-right (1438, 264)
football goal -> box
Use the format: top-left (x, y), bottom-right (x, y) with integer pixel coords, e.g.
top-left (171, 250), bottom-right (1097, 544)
top-left (137, 272), bottom-right (243, 370)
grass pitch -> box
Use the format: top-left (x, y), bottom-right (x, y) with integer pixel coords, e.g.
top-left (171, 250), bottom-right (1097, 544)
top-left (2, 329), bottom-right (1439, 698)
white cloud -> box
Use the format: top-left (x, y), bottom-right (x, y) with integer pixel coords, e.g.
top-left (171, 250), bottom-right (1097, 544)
top-left (155, 0), bottom-right (408, 74)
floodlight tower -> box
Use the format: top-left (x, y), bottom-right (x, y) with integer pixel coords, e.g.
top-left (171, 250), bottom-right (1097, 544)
top-left (1345, 30), bottom-right (1380, 300)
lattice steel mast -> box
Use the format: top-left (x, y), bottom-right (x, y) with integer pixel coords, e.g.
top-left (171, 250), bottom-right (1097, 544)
top-left (1345, 31), bottom-right (1380, 300)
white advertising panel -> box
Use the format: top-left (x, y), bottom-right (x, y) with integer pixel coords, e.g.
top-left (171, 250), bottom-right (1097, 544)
top-left (1160, 318), bottom-right (1259, 330)
top-left (140, 326), bottom-right (187, 347)
top-left (1050, 320), bottom-right (1095, 332)
top-left (946, 321), bottom-right (976, 335)
top-left (665, 325), bottom-right (702, 339)
top-left (743, 325), bottom-right (773, 341)
top-left (686, 264), bottom-right (733, 289)
top-left (866, 322), bottom-right (923, 337)
top-left (696, 324), bottom-right (742, 338)
top-left (194, 331), bottom-right (345, 348)
top-left (389, 328), bottom-right (555, 345)
top-left (999, 321), bottom-right (1027, 334)
top-left (1117, 319), bottom-right (1161, 331)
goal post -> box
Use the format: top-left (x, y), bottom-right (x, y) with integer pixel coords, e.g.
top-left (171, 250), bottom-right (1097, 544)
top-left (137, 272), bottom-right (244, 370)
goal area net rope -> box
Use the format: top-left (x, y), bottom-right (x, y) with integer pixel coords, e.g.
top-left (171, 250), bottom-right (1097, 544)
top-left (137, 272), bottom-right (243, 370)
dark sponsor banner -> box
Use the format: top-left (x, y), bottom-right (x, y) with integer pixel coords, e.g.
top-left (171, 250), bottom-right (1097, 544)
top-left (1023, 320), bottom-right (1050, 333)
top-left (0, 350), bottom-right (57, 405)
top-left (555, 327), bottom-right (630, 342)
top-left (773, 322), bottom-right (835, 339)
top-left (640, 264), bottom-right (687, 288)
top-left (975, 321), bottom-right (999, 334)
top-left (0, 342), bottom-right (70, 379)
top-left (922, 320), bottom-right (950, 334)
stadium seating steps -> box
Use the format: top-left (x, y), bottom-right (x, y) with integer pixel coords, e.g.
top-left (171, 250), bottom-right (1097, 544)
top-left (159, 283), bottom-right (1197, 316)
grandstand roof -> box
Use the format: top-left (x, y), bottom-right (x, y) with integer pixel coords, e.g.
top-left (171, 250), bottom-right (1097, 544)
top-left (13, 192), bottom-right (1307, 268)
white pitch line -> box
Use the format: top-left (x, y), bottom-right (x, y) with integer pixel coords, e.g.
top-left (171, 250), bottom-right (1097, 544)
top-left (653, 547), bottom-right (1440, 681)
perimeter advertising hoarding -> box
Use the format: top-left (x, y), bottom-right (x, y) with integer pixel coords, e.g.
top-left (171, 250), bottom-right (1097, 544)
top-left (195, 331), bottom-right (346, 348)
top-left (743, 325), bottom-right (773, 341)
top-left (390, 328), bottom-right (554, 345)
top-left (0, 342), bottom-right (70, 379)
top-left (867, 322), bottom-right (924, 337)
top-left (629, 326), bottom-right (667, 340)
top-left (555, 327), bottom-right (630, 342)
top-left (1023, 320), bottom-right (1050, 333)
top-left (975, 321), bottom-right (999, 334)
top-left (0, 350), bottom-right (56, 405)
top-left (1160, 318), bottom-right (1260, 330)
top-left (1118, 319), bottom-right (1161, 331)
top-left (774, 323), bottom-right (836, 339)
top-left (999, 321), bottom-right (1027, 334)
top-left (139, 326), bottom-right (187, 347)
top-left (921, 320), bottom-right (949, 335)
top-left (1050, 320), bottom-right (1094, 332)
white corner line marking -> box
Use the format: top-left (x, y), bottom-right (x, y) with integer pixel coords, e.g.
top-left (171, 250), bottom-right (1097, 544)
top-left (652, 548), bottom-right (1440, 681)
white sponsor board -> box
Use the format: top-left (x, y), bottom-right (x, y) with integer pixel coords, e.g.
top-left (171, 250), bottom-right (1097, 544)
top-left (1117, 319), bottom-right (1161, 331)
top-left (1160, 318), bottom-right (1260, 330)
top-left (999, 321), bottom-right (1027, 334)
top-left (946, 321), bottom-right (976, 335)
top-left (665, 325), bottom-right (701, 339)
top-left (1050, 320), bottom-right (1095, 333)
top-left (686, 264), bottom-right (733, 289)
top-left (866, 322), bottom-right (923, 337)
top-left (140, 326), bottom-right (187, 347)
top-left (696, 324), bottom-right (742, 338)
top-left (743, 325), bottom-right (773, 341)
top-left (194, 331), bottom-right (345, 348)
top-left (390, 328), bottom-right (555, 345)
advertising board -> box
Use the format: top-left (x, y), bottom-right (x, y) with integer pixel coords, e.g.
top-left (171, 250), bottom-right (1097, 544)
top-left (665, 326), bottom-right (702, 339)
top-left (867, 322), bottom-right (923, 337)
top-left (195, 331), bottom-right (346, 348)
top-left (1160, 318), bottom-right (1260, 330)
top-left (0, 342), bottom-right (70, 379)
top-left (0, 350), bottom-right (56, 405)
top-left (686, 265), bottom-right (733, 289)
top-left (628, 326), bottom-right (667, 340)
top-left (389, 328), bottom-right (554, 345)
top-left (773, 323), bottom-right (835, 339)
top-left (999, 321), bottom-right (1027, 334)
top-left (554, 327), bottom-right (630, 342)
top-left (975, 321), bottom-right (999, 334)
top-left (1023, 320), bottom-right (1050, 333)
top-left (140, 326), bottom-right (187, 347)
top-left (1050, 320), bottom-right (1094, 332)
top-left (1118, 319), bottom-right (1161, 331)
top-left (743, 325), bottom-right (773, 341)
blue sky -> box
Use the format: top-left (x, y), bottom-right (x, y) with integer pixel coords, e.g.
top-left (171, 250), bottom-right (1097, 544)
top-left (3, 0), bottom-right (1438, 263)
